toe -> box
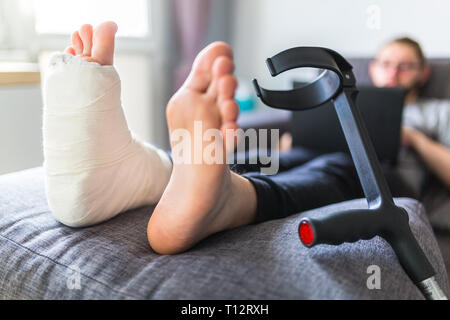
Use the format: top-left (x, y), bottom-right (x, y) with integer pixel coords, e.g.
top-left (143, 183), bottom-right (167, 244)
top-left (220, 99), bottom-right (239, 123)
top-left (217, 73), bottom-right (237, 101)
top-left (71, 31), bottom-right (83, 55)
top-left (79, 24), bottom-right (94, 57)
top-left (222, 121), bottom-right (240, 133)
top-left (192, 41), bottom-right (233, 75)
top-left (184, 41), bottom-right (233, 92)
top-left (211, 55), bottom-right (235, 82)
top-left (64, 46), bottom-right (76, 55)
top-left (207, 57), bottom-right (235, 98)
top-left (92, 21), bottom-right (118, 65)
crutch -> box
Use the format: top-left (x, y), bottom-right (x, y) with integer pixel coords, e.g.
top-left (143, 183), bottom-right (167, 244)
top-left (252, 46), bottom-right (447, 300)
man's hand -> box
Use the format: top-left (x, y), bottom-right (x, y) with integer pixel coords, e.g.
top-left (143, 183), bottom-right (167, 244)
top-left (401, 126), bottom-right (450, 189)
top-left (401, 126), bottom-right (426, 148)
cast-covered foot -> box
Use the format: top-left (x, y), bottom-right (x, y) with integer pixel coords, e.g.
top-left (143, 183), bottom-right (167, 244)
top-left (43, 22), bottom-right (172, 227)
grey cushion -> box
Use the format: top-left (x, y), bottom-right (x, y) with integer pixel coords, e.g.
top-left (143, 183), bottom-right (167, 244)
top-left (0, 167), bottom-right (448, 299)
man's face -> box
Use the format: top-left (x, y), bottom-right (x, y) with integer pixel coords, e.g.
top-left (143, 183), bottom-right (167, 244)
top-left (369, 42), bottom-right (426, 90)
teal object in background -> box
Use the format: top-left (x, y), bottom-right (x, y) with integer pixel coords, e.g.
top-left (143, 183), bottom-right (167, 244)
top-left (235, 78), bottom-right (256, 112)
top-left (236, 97), bottom-right (255, 112)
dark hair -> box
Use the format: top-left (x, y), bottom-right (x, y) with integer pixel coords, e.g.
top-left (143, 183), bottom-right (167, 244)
top-left (388, 37), bottom-right (426, 66)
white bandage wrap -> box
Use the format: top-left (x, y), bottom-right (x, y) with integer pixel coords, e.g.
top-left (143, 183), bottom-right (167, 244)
top-left (43, 53), bottom-right (172, 227)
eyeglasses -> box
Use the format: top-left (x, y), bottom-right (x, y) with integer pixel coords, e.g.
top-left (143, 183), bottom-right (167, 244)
top-left (374, 60), bottom-right (422, 72)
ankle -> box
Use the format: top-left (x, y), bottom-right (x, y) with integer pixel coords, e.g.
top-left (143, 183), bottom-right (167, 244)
top-left (227, 173), bottom-right (258, 229)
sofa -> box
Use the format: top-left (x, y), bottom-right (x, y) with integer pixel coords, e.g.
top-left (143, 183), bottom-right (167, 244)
top-left (0, 58), bottom-right (449, 300)
top-left (0, 167), bottom-right (448, 299)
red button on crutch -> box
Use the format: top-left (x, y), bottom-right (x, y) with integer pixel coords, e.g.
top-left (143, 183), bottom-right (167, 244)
top-left (298, 220), bottom-right (314, 247)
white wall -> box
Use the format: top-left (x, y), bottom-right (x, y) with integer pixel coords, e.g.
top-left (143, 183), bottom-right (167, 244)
top-left (231, 0), bottom-right (450, 89)
top-left (0, 84), bottom-right (43, 174)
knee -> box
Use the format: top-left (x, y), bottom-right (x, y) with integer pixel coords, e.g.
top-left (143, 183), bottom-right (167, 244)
top-left (307, 152), bottom-right (353, 171)
top-left (320, 152), bottom-right (352, 163)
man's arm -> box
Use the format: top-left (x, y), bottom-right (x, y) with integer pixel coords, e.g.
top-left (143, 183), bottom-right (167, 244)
top-left (402, 126), bottom-right (450, 189)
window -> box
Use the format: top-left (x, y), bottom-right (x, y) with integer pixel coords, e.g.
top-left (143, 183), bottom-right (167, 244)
top-left (33, 0), bottom-right (150, 38)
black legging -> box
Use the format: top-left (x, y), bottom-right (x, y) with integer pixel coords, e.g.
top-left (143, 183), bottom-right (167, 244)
top-left (233, 147), bottom-right (417, 224)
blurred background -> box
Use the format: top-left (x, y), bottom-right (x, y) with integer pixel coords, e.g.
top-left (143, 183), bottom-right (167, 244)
top-left (0, 0), bottom-right (449, 174)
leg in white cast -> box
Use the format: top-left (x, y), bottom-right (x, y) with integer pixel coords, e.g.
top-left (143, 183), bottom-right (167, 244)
top-left (43, 22), bottom-right (172, 227)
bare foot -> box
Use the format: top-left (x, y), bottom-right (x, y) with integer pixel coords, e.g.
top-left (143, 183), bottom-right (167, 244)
top-left (147, 42), bottom-right (258, 254)
top-left (64, 21), bottom-right (118, 65)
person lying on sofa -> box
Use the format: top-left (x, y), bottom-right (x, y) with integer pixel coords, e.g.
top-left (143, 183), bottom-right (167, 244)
top-left (369, 37), bottom-right (450, 198)
top-left (42, 22), bottom-right (447, 255)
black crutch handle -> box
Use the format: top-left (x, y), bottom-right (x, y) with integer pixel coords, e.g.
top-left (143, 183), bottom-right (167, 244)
top-left (298, 209), bottom-right (380, 247)
top-left (298, 205), bottom-right (435, 284)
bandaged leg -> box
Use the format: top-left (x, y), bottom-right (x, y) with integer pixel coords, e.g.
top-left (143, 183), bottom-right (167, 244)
top-left (43, 53), bottom-right (172, 227)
